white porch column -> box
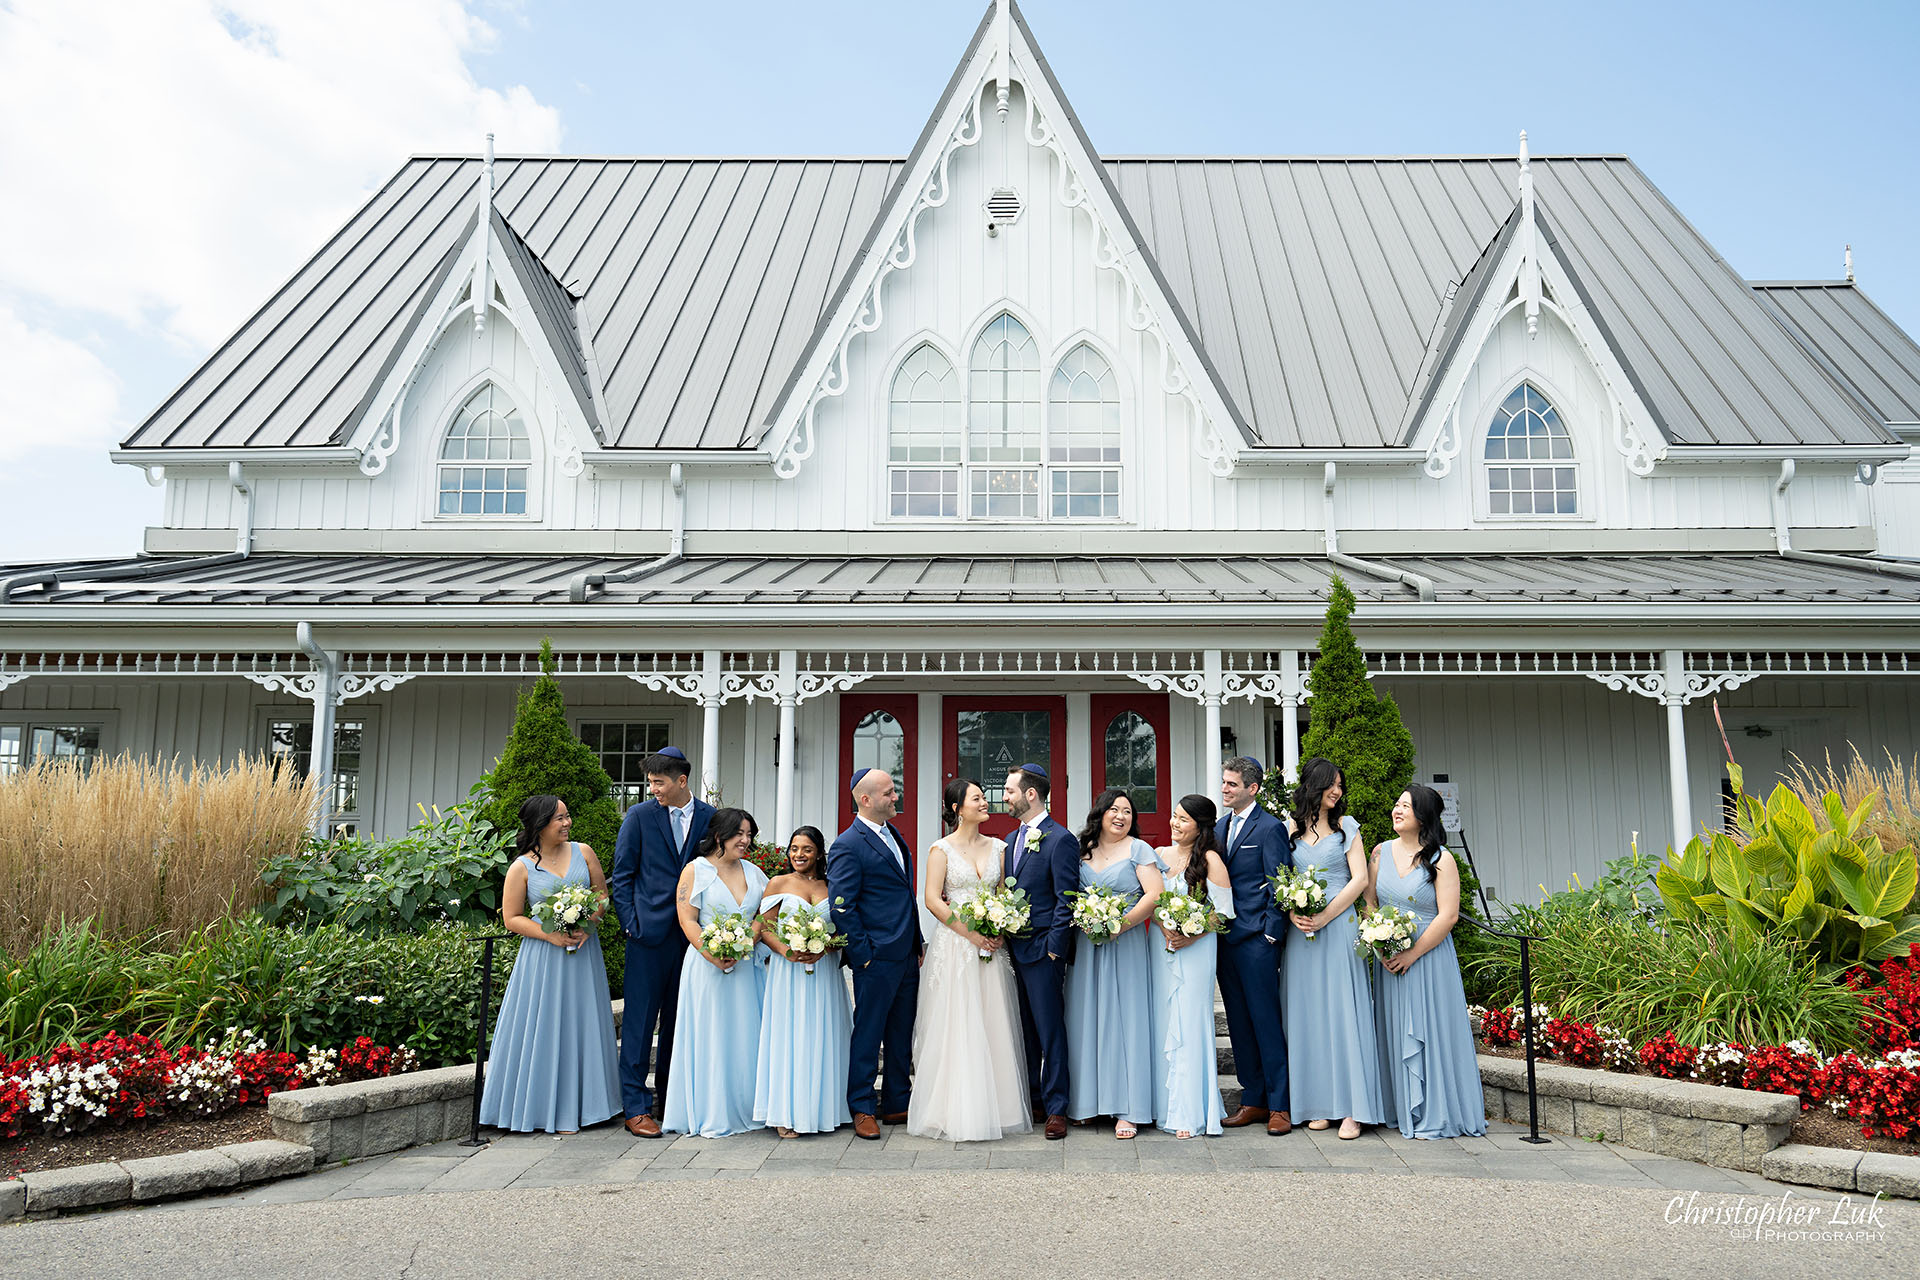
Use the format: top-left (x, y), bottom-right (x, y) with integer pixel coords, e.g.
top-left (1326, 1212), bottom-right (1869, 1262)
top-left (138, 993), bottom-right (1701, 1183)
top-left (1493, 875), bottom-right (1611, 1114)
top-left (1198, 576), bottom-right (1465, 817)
top-left (700, 648), bottom-right (723, 802)
top-left (774, 650), bottom-right (798, 843)
top-left (295, 622), bottom-right (340, 837)
top-left (1203, 648), bottom-right (1224, 782)
top-left (1662, 648), bottom-right (1693, 850)
top-left (1280, 648), bottom-right (1303, 783)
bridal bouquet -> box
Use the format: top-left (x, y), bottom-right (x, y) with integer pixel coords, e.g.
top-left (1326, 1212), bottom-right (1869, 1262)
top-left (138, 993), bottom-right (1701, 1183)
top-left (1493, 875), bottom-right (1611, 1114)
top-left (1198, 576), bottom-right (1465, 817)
top-left (1152, 889), bottom-right (1229, 954)
top-left (1269, 866), bottom-right (1330, 941)
top-left (952, 878), bottom-right (1032, 962)
top-left (774, 901), bottom-right (847, 975)
top-left (532, 883), bottom-right (605, 953)
top-left (1354, 903), bottom-right (1419, 965)
top-left (699, 911), bottom-right (759, 971)
top-left (1067, 885), bottom-right (1129, 944)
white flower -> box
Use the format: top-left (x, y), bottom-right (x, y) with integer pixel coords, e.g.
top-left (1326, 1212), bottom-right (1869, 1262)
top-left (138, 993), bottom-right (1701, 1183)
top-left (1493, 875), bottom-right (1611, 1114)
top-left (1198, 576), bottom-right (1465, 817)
top-left (1182, 918), bottom-right (1204, 936)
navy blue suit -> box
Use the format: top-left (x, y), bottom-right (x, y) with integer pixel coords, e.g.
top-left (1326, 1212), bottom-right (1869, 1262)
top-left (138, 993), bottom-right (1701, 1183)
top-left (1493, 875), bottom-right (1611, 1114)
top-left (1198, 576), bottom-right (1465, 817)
top-left (1004, 814), bottom-right (1078, 1118)
top-left (1215, 804), bottom-right (1295, 1113)
top-left (609, 796), bottom-right (711, 1117)
top-left (828, 818), bottom-right (922, 1117)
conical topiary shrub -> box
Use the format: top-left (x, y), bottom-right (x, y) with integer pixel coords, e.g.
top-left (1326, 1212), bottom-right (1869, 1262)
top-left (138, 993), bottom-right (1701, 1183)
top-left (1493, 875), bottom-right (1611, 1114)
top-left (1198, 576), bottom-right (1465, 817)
top-left (483, 639), bottom-right (621, 858)
top-left (1299, 575), bottom-right (1416, 851)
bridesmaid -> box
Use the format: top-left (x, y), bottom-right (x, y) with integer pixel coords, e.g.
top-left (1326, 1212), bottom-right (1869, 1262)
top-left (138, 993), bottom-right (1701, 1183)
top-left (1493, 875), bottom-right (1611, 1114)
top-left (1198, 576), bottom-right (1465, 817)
top-left (662, 807), bottom-right (769, 1137)
top-left (1063, 788), bottom-right (1165, 1139)
top-left (1149, 795), bottom-right (1233, 1139)
top-left (1367, 784), bottom-right (1486, 1140)
top-left (479, 795), bottom-right (621, 1134)
top-left (1281, 758), bottom-right (1387, 1140)
top-left (753, 825), bottom-right (852, 1138)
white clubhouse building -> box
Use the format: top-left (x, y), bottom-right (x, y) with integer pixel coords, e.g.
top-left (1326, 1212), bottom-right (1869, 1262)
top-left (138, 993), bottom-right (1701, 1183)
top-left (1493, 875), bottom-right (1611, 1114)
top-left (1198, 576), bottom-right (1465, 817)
top-left (5, 2), bottom-right (1919, 902)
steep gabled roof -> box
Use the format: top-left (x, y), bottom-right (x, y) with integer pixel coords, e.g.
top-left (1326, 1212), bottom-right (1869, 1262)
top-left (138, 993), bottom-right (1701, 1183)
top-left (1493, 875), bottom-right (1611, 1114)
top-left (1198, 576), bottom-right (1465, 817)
top-left (491, 206), bottom-right (605, 443)
top-left (1754, 281), bottom-right (1920, 429)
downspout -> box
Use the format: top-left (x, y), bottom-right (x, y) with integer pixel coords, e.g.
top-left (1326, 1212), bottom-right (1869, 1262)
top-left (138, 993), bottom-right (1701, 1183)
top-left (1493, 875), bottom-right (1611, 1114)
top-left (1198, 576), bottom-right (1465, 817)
top-left (296, 622), bottom-right (340, 838)
top-left (1771, 459), bottom-right (1920, 580)
top-left (229, 462), bottom-right (254, 556)
top-left (1321, 463), bottom-right (1437, 602)
top-left (569, 462), bottom-right (686, 602)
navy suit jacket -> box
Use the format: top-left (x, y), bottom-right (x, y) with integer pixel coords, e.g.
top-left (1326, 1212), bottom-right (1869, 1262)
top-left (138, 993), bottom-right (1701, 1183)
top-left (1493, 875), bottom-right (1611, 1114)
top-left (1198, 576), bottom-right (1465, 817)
top-left (1216, 804), bottom-right (1295, 943)
top-left (1004, 814), bottom-right (1079, 966)
top-left (827, 819), bottom-right (923, 970)
top-left (609, 797), bottom-right (713, 946)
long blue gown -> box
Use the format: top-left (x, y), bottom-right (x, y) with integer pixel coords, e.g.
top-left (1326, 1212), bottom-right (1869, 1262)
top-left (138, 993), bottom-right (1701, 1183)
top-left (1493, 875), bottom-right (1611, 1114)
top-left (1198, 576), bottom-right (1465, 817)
top-left (1371, 843), bottom-right (1486, 1139)
top-left (1283, 816), bottom-right (1387, 1125)
top-left (753, 891), bottom-right (853, 1134)
top-left (662, 858), bottom-right (769, 1137)
top-left (1149, 869), bottom-right (1233, 1136)
top-left (479, 846), bottom-right (621, 1133)
top-left (1063, 838), bottom-right (1159, 1125)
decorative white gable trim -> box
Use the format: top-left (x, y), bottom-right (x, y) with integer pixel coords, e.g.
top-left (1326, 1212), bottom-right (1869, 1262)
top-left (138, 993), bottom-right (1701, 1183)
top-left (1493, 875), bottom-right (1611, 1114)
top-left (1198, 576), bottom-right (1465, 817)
top-left (762, 5), bottom-right (1252, 481)
top-left (1412, 154), bottom-right (1668, 480)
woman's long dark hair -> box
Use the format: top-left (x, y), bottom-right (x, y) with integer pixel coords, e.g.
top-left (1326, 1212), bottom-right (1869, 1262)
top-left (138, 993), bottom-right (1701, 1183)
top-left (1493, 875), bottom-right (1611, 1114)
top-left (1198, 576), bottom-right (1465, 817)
top-left (1077, 788), bottom-right (1139, 861)
top-left (1174, 794), bottom-right (1220, 895)
top-left (781, 825), bottom-right (828, 881)
top-left (516, 794), bottom-right (563, 865)
top-left (941, 777), bottom-right (981, 833)
top-left (1407, 784), bottom-right (1447, 885)
top-left (696, 807), bottom-right (757, 859)
top-left (1290, 757), bottom-right (1346, 839)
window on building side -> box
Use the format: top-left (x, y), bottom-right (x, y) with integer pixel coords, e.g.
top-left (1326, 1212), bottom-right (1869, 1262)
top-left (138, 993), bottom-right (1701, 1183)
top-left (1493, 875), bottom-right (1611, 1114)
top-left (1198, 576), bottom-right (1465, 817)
top-left (1049, 344), bottom-right (1121, 518)
top-left (888, 344), bottom-right (961, 517)
top-left (267, 718), bottom-right (364, 835)
top-left (968, 314), bottom-right (1043, 518)
top-left (1485, 382), bottom-right (1577, 516)
top-left (438, 384), bottom-right (531, 516)
top-left (580, 720), bottom-right (673, 811)
top-left (0, 722), bottom-right (102, 776)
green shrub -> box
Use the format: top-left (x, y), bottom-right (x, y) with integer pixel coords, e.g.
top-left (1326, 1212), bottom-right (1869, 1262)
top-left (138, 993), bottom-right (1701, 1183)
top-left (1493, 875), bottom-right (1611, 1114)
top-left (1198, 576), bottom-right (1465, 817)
top-left (483, 639), bottom-right (620, 858)
top-left (1296, 576), bottom-right (1415, 851)
top-left (259, 779), bottom-right (513, 931)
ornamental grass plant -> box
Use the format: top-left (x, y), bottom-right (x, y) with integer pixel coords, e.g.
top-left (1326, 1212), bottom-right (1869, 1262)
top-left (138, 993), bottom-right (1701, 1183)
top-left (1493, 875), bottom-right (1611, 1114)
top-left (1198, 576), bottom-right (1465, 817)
top-left (0, 754), bottom-right (314, 956)
top-left (1791, 747), bottom-right (1920, 873)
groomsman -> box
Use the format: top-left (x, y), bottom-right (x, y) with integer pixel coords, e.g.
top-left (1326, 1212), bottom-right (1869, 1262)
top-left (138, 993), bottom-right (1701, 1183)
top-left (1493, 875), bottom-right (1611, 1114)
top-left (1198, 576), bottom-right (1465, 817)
top-left (1215, 755), bottom-right (1297, 1135)
top-left (828, 767), bottom-right (922, 1140)
top-left (608, 747), bottom-right (711, 1138)
top-left (1002, 764), bottom-right (1078, 1140)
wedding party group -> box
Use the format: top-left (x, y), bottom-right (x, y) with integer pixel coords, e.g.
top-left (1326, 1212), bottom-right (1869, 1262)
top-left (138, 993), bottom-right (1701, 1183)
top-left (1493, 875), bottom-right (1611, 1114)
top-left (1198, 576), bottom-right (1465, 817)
top-left (476, 747), bottom-right (1486, 1146)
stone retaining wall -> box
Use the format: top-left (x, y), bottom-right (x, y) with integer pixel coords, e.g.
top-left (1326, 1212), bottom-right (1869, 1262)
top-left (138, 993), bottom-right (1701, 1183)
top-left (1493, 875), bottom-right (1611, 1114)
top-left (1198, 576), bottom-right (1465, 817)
top-left (4, 1140), bottom-right (312, 1219)
top-left (267, 1064), bottom-right (476, 1162)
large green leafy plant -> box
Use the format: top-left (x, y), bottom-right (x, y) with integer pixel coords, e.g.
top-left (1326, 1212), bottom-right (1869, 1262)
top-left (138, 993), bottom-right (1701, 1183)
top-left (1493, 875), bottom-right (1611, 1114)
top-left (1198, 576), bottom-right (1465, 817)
top-left (1656, 762), bottom-right (1920, 973)
top-left (482, 639), bottom-right (620, 859)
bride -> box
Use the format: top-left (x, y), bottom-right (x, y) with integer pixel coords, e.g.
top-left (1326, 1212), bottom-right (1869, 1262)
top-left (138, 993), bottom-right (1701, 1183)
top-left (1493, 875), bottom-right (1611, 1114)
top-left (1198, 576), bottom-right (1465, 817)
top-left (906, 778), bottom-right (1033, 1141)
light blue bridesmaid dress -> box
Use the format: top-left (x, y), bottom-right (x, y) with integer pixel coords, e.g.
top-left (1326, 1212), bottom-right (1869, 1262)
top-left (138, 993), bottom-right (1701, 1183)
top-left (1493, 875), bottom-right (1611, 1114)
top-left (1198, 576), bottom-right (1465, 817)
top-left (753, 891), bottom-right (853, 1134)
top-left (479, 845), bottom-right (621, 1133)
top-left (662, 857), bottom-right (769, 1137)
top-left (1064, 838), bottom-right (1159, 1125)
top-left (1149, 867), bottom-right (1234, 1136)
top-left (1371, 842), bottom-right (1486, 1139)
top-left (1283, 816), bottom-right (1387, 1125)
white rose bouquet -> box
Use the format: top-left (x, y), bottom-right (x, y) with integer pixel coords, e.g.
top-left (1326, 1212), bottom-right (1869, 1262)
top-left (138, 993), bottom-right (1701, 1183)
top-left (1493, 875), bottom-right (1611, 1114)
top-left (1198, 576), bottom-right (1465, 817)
top-left (532, 882), bottom-right (605, 952)
top-left (699, 910), bottom-right (759, 970)
top-left (952, 878), bottom-right (1032, 962)
top-left (1067, 885), bottom-right (1130, 944)
top-left (1152, 888), bottom-right (1229, 954)
top-left (1354, 903), bottom-right (1419, 965)
top-left (774, 901), bottom-right (847, 975)
top-left (1268, 866), bottom-right (1330, 940)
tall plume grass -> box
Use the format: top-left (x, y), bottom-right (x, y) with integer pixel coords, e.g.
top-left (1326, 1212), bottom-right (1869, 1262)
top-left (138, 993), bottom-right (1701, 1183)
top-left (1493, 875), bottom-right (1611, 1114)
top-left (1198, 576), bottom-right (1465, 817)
top-left (0, 755), bottom-right (315, 956)
top-left (1790, 746), bottom-right (1920, 860)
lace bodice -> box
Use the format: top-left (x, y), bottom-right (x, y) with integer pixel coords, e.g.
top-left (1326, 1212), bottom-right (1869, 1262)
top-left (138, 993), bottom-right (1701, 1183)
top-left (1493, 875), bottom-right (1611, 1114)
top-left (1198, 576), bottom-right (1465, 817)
top-left (936, 836), bottom-right (1005, 899)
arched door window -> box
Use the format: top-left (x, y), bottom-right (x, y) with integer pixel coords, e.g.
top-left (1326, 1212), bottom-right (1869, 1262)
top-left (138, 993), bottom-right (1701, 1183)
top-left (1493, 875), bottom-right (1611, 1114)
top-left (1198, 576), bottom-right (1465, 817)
top-left (1484, 382), bottom-right (1577, 516)
top-left (1103, 710), bottom-right (1158, 817)
top-left (438, 384), bottom-right (531, 516)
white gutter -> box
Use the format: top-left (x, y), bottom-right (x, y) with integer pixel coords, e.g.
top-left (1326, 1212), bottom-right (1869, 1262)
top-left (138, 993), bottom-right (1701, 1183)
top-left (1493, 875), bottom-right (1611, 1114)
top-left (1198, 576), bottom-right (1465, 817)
top-left (1321, 463), bottom-right (1437, 602)
top-left (111, 447), bottom-right (360, 468)
top-left (1772, 459), bottom-right (1920, 580)
top-left (569, 462), bottom-right (687, 602)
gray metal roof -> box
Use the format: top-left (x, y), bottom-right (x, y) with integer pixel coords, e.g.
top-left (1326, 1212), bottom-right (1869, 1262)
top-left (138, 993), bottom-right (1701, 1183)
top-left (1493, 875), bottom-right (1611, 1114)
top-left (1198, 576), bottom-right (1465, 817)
top-left (1754, 282), bottom-right (1920, 428)
top-left (8, 552), bottom-right (1919, 608)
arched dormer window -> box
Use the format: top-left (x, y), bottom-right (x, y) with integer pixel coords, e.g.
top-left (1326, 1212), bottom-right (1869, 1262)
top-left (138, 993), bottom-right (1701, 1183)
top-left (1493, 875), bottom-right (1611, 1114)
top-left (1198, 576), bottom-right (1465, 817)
top-left (438, 384), bottom-right (531, 516)
top-left (1484, 382), bottom-right (1576, 516)
top-left (1048, 343), bottom-right (1120, 519)
top-left (887, 344), bottom-right (960, 518)
top-left (968, 313), bottom-right (1042, 518)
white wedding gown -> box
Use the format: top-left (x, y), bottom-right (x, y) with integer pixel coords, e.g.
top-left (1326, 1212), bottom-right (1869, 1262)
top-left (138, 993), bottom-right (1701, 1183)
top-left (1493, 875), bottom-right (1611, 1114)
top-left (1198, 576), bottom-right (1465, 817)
top-left (906, 836), bottom-right (1033, 1142)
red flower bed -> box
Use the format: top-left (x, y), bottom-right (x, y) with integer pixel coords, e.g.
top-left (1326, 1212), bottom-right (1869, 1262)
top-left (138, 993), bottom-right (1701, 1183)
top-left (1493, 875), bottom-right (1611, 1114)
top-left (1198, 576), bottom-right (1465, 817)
top-left (1742, 1042), bottom-right (1819, 1107)
top-left (1542, 1017), bottom-right (1604, 1068)
top-left (1858, 943), bottom-right (1920, 1055)
top-left (1637, 1032), bottom-right (1697, 1080)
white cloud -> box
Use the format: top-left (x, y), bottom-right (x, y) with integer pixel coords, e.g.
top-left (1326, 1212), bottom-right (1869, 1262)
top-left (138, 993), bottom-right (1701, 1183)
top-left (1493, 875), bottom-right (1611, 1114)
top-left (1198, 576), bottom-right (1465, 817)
top-left (0, 304), bottom-right (122, 461)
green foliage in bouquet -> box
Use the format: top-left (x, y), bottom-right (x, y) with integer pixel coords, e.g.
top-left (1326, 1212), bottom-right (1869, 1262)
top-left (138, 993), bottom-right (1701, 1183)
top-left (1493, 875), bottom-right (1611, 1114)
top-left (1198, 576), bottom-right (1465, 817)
top-left (1298, 576), bottom-right (1415, 852)
top-left (482, 638), bottom-right (621, 860)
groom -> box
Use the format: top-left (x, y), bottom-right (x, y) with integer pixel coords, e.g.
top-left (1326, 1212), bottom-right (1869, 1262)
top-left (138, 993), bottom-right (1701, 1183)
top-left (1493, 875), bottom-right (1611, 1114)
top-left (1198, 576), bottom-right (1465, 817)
top-left (1215, 755), bottom-right (1297, 1136)
top-left (1002, 764), bottom-right (1078, 1140)
top-left (827, 767), bottom-right (922, 1141)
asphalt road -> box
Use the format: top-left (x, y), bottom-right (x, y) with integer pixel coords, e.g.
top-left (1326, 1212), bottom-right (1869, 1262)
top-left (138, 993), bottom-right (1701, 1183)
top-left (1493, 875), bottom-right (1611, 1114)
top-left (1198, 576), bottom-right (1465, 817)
top-left (5, 1171), bottom-right (1911, 1279)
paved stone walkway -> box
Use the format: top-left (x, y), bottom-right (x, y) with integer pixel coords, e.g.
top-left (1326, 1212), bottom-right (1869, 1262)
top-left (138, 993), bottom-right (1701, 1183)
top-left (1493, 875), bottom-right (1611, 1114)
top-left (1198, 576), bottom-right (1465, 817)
top-left (140, 1115), bottom-right (1798, 1210)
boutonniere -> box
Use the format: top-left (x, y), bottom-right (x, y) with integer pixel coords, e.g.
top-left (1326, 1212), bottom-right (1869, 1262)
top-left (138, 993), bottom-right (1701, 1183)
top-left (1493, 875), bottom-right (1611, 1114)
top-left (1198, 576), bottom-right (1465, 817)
top-left (1025, 827), bottom-right (1043, 852)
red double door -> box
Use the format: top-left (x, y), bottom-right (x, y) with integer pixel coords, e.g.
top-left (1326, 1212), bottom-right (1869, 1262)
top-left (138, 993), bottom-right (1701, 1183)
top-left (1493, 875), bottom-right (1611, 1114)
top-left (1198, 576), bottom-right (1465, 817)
top-left (838, 691), bottom-right (1173, 849)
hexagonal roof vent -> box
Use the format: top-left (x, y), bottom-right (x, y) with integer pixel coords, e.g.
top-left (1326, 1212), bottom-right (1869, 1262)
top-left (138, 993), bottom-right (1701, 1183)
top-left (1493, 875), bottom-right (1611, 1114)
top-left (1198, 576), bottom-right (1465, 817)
top-left (986, 187), bottom-right (1023, 233)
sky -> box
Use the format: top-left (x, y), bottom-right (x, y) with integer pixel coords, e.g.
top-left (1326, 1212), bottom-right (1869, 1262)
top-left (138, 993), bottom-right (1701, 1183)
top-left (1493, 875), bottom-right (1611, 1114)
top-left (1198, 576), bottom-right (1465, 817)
top-left (2, 0), bottom-right (1915, 561)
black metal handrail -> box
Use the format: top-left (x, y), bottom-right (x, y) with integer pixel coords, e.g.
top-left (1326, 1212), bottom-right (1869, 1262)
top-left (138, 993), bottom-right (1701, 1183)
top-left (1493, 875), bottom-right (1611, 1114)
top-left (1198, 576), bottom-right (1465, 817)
top-left (1455, 911), bottom-right (1548, 1144)
top-left (460, 932), bottom-right (513, 1148)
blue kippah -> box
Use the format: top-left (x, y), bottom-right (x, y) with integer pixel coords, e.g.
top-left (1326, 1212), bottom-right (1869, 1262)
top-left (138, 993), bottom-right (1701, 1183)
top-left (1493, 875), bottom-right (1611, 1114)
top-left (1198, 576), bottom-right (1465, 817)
top-left (1245, 757), bottom-right (1263, 775)
top-left (849, 766), bottom-right (872, 792)
top-left (1017, 762), bottom-right (1049, 780)
top-left (658, 746), bottom-right (688, 762)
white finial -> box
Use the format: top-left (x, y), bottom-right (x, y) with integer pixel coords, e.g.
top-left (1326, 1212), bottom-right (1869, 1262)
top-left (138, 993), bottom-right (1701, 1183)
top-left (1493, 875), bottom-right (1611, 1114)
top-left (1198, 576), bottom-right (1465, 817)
top-left (1518, 130), bottom-right (1539, 337)
top-left (474, 133), bottom-right (495, 336)
top-left (1845, 243), bottom-right (1854, 282)
top-left (995, 0), bottom-right (1011, 118)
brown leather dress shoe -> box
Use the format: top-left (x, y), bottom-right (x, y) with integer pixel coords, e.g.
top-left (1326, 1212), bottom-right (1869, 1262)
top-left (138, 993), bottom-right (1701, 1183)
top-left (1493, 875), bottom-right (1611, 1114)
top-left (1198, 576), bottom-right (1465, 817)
top-left (1044, 1114), bottom-right (1068, 1140)
top-left (1267, 1110), bottom-right (1294, 1136)
top-left (880, 1111), bottom-right (909, 1126)
top-left (853, 1112), bottom-right (881, 1140)
top-left (625, 1114), bottom-right (662, 1138)
top-left (1031, 1105), bottom-right (1048, 1126)
top-left (1221, 1105), bottom-right (1269, 1128)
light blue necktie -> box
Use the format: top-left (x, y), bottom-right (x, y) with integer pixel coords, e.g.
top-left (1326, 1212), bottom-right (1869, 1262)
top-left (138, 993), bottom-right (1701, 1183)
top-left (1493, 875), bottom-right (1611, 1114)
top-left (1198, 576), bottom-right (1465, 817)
top-left (671, 807), bottom-right (685, 853)
top-left (1229, 812), bottom-right (1245, 849)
